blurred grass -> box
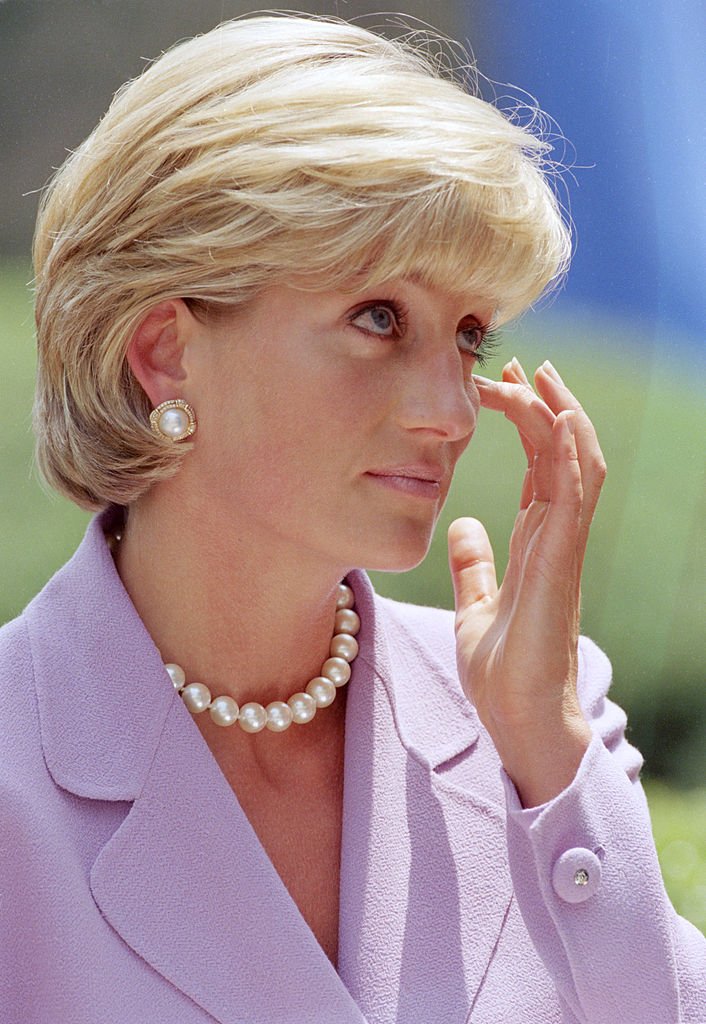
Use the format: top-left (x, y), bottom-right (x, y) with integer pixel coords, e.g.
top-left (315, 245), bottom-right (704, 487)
top-left (0, 262), bottom-right (704, 933)
top-left (0, 265), bottom-right (91, 606)
top-left (645, 779), bottom-right (706, 935)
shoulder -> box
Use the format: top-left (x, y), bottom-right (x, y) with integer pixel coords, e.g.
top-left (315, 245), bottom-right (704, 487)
top-left (373, 590), bottom-right (458, 676)
top-left (0, 612), bottom-right (43, 774)
top-left (373, 589), bottom-right (615, 706)
top-left (0, 613), bottom-right (35, 719)
top-left (374, 590), bottom-right (456, 641)
top-left (370, 590), bottom-right (634, 761)
top-left (0, 610), bottom-right (31, 663)
top-left (0, 612), bottom-right (56, 852)
top-left (575, 634), bottom-right (643, 780)
top-left (577, 633), bottom-right (614, 710)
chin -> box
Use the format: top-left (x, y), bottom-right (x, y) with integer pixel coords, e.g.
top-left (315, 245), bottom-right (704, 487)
top-left (357, 527), bottom-right (434, 574)
top-left (364, 554), bottom-right (429, 574)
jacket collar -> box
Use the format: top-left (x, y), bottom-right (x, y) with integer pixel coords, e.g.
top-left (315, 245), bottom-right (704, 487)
top-left (25, 510), bottom-right (505, 1024)
top-left (26, 506), bottom-right (174, 801)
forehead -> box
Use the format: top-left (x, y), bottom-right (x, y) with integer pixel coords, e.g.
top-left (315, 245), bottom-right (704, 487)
top-left (337, 274), bottom-right (498, 325)
top-left (284, 269), bottom-right (497, 319)
top-left (400, 273), bottom-right (496, 316)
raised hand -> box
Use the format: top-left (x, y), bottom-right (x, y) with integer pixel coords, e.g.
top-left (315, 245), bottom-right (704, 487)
top-left (447, 358), bottom-right (606, 807)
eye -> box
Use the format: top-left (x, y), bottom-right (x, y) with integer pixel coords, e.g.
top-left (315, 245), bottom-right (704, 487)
top-left (457, 321), bottom-right (501, 368)
top-left (349, 302), bottom-right (405, 337)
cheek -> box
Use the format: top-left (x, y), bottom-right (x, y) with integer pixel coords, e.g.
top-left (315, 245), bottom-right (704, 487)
top-left (447, 388), bottom-right (479, 475)
top-left (200, 338), bottom-right (390, 486)
top-left (202, 380), bottom-right (340, 498)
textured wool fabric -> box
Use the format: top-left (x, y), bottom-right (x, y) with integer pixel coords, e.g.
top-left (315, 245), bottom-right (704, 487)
top-left (0, 508), bottom-right (704, 1024)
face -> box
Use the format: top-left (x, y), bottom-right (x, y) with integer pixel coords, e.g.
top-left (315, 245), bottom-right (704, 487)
top-left (181, 277), bottom-right (494, 574)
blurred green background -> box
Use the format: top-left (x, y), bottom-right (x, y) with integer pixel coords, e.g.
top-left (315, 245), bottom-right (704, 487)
top-left (1, 0), bottom-right (703, 936)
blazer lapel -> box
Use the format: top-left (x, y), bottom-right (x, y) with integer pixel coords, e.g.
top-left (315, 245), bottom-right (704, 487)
top-left (89, 694), bottom-right (366, 1024)
top-left (27, 510), bottom-right (365, 1024)
top-left (338, 578), bottom-right (513, 1024)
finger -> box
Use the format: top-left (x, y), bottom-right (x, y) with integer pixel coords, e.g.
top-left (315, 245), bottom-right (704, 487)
top-left (500, 359), bottom-right (556, 506)
top-left (503, 505), bottom-right (539, 599)
top-left (501, 360), bottom-right (535, 465)
top-left (519, 466), bottom-right (533, 509)
top-left (547, 411), bottom-right (583, 547)
top-left (474, 376), bottom-right (555, 452)
top-left (512, 412), bottom-right (583, 633)
top-left (533, 362), bottom-right (607, 539)
top-left (505, 356), bottom-right (532, 388)
top-left (534, 361), bottom-right (587, 423)
top-left (475, 374), bottom-right (554, 506)
top-left (532, 411), bottom-right (582, 577)
top-left (447, 517), bottom-right (498, 618)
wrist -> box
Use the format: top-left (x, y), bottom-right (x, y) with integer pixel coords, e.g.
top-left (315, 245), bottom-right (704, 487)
top-left (493, 714), bottom-right (593, 809)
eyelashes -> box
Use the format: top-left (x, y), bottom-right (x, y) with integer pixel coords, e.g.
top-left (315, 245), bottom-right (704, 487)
top-left (349, 299), bottom-right (501, 367)
top-left (473, 328), bottom-right (501, 368)
top-left (348, 299), bottom-right (408, 337)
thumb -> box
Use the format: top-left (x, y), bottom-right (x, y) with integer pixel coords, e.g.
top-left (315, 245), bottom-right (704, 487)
top-left (447, 517), bottom-right (498, 615)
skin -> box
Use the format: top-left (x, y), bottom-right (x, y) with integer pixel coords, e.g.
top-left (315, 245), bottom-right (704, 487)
top-left (451, 359), bottom-right (600, 806)
top-left (119, 276), bottom-right (603, 807)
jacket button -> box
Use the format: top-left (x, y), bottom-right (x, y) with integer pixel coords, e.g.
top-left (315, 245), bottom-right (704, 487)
top-left (551, 848), bottom-right (602, 903)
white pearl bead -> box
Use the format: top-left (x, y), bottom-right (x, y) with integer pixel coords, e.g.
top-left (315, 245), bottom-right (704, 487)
top-left (209, 695), bottom-right (239, 727)
top-left (238, 702), bottom-right (268, 733)
top-left (265, 701), bottom-right (294, 732)
top-left (165, 584), bottom-right (361, 734)
top-left (288, 692), bottom-right (317, 724)
top-left (165, 663), bottom-right (186, 689)
top-left (336, 583), bottom-right (355, 609)
top-left (321, 657), bottom-right (351, 687)
top-left (181, 682), bottom-right (212, 713)
top-left (330, 633), bottom-right (359, 662)
top-left (334, 608), bottom-right (360, 636)
top-left (306, 676), bottom-right (337, 708)
top-left (158, 407), bottom-right (190, 438)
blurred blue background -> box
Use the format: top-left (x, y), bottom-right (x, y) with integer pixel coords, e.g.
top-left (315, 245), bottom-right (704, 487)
top-left (473, 0), bottom-right (705, 345)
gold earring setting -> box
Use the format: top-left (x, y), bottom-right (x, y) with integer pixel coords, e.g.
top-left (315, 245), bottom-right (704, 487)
top-left (149, 399), bottom-right (197, 441)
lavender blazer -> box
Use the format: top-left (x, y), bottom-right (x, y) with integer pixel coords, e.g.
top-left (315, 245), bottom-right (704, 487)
top-left (1, 510), bottom-right (704, 1023)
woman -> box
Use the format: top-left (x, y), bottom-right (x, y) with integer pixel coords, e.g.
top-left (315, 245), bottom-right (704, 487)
top-left (2, 12), bottom-right (704, 1024)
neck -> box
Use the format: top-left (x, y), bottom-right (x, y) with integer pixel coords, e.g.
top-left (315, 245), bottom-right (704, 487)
top-left (111, 485), bottom-right (354, 768)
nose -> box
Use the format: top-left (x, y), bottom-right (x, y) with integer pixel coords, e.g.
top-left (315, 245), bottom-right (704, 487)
top-left (395, 346), bottom-right (478, 441)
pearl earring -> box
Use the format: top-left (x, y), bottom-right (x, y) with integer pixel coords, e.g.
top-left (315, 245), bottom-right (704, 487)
top-left (149, 399), bottom-right (197, 441)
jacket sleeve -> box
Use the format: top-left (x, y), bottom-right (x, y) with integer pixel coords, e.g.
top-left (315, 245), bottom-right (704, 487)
top-left (501, 635), bottom-right (706, 1024)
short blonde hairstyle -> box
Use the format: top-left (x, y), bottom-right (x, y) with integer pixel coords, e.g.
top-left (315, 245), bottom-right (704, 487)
top-left (33, 13), bottom-right (571, 511)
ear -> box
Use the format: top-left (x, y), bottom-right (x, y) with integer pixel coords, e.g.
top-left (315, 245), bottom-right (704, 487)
top-left (126, 299), bottom-right (194, 408)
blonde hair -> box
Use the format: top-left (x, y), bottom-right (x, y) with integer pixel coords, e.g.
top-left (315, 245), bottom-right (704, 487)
top-left (32, 12), bottom-right (571, 511)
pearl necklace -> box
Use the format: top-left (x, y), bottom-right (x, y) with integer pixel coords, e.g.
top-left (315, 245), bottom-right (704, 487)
top-left (165, 580), bottom-right (360, 732)
top-left (106, 529), bottom-right (360, 733)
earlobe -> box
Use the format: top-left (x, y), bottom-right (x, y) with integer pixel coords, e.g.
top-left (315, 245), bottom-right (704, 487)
top-left (126, 299), bottom-right (191, 408)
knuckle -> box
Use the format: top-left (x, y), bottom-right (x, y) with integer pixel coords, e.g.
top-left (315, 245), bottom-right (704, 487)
top-left (592, 456), bottom-right (608, 481)
top-left (563, 483), bottom-right (583, 511)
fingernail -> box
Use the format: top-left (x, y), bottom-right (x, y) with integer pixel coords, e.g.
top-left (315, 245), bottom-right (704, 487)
top-left (542, 360), bottom-right (565, 385)
top-left (472, 374), bottom-right (494, 387)
top-left (564, 411), bottom-right (576, 435)
top-left (511, 356), bottom-right (531, 385)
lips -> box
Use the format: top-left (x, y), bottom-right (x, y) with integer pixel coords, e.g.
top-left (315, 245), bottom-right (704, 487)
top-left (366, 464), bottom-right (444, 483)
top-left (364, 465), bottom-right (445, 501)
